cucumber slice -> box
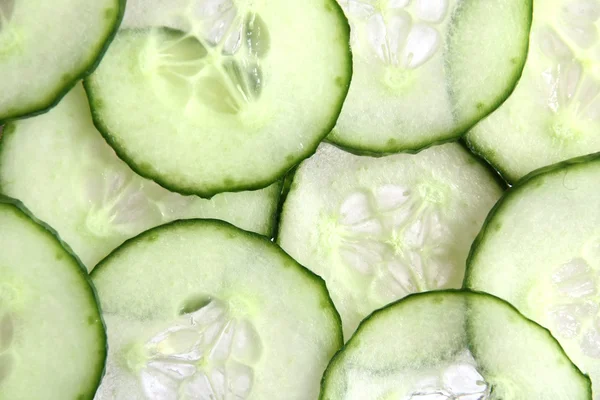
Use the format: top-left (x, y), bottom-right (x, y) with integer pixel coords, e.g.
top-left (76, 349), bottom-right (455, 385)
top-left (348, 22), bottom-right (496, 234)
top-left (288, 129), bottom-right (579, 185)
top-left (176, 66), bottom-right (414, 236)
top-left (0, 0), bottom-right (123, 122)
top-left (327, 0), bottom-right (532, 153)
top-left (0, 85), bottom-right (281, 271)
top-left (0, 196), bottom-right (105, 400)
top-left (321, 290), bottom-right (591, 399)
top-left (84, 0), bottom-right (351, 197)
top-left (465, 154), bottom-right (600, 399)
top-left (467, 0), bottom-right (600, 182)
top-left (91, 220), bottom-right (342, 399)
top-left (277, 142), bottom-right (502, 337)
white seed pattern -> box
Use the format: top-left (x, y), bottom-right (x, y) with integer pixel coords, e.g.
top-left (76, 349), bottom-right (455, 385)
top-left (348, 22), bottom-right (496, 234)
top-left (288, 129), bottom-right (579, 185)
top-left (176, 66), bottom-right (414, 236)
top-left (137, 300), bottom-right (262, 400)
top-left (145, 0), bottom-right (270, 115)
top-left (330, 184), bottom-right (452, 305)
top-left (547, 249), bottom-right (600, 359)
top-left (338, 0), bottom-right (448, 69)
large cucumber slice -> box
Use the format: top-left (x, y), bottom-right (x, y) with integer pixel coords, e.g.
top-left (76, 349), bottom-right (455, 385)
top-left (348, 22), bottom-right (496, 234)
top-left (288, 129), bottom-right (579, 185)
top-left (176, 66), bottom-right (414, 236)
top-left (91, 220), bottom-right (342, 399)
top-left (84, 0), bottom-right (351, 197)
top-left (0, 0), bottom-right (123, 122)
top-left (328, 0), bottom-right (532, 153)
top-left (467, 0), bottom-right (600, 182)
top-left (465, 154), bottom-right (600, 398)
top-left (321, 290), bottom-right (590, 400)
top-left (0, 85), bottom-right (281, 271)
top-left (277, 143), bottom-right (502, 337)
top-left (0, 196), bottom-right (105, 400)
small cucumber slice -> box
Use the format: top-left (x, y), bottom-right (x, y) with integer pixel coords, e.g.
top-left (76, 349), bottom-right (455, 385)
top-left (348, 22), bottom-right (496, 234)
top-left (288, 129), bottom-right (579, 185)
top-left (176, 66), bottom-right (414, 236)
top-left (321, 291), bottom-right (591, 400)
top-left (85, 0), bottom-right (351, 197)
top-left (466, 154), bottom-right (600, 399)
top-left (0, 197), bottom-right (105, 400)
top-left (277, 142), bottom-right (502, 337)
top-left (0, 85), bottom-right (281, 271)
top-left (91, 220), bottom-right (342, 399)
top-left (0, 0), bottom-right (124, 122)
top-left (467, 0), bottom-right (600, 182)
top-left (328, 0), bottom-right (532, 153)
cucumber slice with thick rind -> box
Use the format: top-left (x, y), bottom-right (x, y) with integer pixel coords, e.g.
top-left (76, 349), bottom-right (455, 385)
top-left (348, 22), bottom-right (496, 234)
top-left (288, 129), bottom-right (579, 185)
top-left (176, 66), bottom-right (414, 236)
top-left (327, 0), bottom-right (531, 153)
top-left (0, 84), bottom-right (282, 271)
top-left (91, 219), bottom-right (342, 399)
top-left (321, 290), bottom-right (591, 400)
top-left (0, 196), bottom-right (106, 400)
top-left (467, 0), bottom-right (600, 183)
top-left (277, 142), bottom-right (502, 337)
top-left (465, 154), bottom-right (600, 399)
top-left (84, 0), bottom-right (352, 197)
top-left (0, 0), bottom-right (124, 123)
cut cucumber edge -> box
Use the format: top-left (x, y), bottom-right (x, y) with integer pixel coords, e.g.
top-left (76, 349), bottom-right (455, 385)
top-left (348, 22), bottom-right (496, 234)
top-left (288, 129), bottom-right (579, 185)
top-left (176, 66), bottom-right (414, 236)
top-left (464, 134), bottom-right (521, 184)
top-left (0, 0), bottom-right (125, 125)
top-left (0, 194), bottom-right (108, 398)
top-left (326, 1), bottom-right (533, 155)
top-left (83, 3), bottom-right (353, 199)
top-left (319, 289), bottom-right (591, 399)
top-left (91, 218), bottom-right (344, 344)
top-left (463, 151), bottom-right (600, 289)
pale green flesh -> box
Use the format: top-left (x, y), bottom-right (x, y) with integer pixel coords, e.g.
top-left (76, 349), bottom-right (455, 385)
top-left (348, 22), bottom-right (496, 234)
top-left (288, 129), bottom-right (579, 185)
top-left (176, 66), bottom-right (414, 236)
top-left (277, 143), bottom-right (502, 338)
top-left (0, 84), bottom-right (281, 271)
top-left (466, 156), bottom-right (600, 400)
top-left (467, 0), bottom-right (600, 182)
top-left (0, 200), bottom-right (105, 400)
top-left (91, 220), bottom-right (342, 400)
top-left (329, 0), bottom-right (531, 152)
top-left (0, 0), bottom-right (122, 122)
top-left (85, 0), bottom-right (351, 196)
top-left (320, 291), bottom-right (590, 400)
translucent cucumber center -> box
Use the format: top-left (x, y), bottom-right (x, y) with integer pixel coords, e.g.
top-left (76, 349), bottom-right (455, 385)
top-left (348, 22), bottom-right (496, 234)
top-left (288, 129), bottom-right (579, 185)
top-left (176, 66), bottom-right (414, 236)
top-left (82, 163), bottom-right (192, 239)
top-left (339, 0), bottom-right (448, 90)
top-left (0, 312), bottom-right (14, 385)
top-left (127, 299), bottom-right (262, 399)
top-left (346, 350), bottom-right (490, 400)
top-left (320, 182), bottom-right (455, 307)
top-left (530, 237), bottom-right (600, 360)
top-left (142, 0), bottom-right (270, 118)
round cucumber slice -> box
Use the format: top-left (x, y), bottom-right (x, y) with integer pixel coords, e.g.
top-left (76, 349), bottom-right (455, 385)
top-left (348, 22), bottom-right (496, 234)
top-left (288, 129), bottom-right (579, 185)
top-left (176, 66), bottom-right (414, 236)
top-left (277, 142), bottom-right (502, 337)
top-left (328, 0), bottom-right (532, 153)
top-left (91, 220), bottom-right (342, 399)
top-left (0, 85), bottom-right (282, 271)
top-left (465, 154), bottom-right (600, 399)
top-left (467, 0), bottom-right (600, 182)
top-left (0, 196), bottom-right (106, 400)
top-left (321, 290), bottom-right (591, 400)
top-left (85, 0), bottom-right (352, 197)
top-left (0, 0), bottom-right (124, 123)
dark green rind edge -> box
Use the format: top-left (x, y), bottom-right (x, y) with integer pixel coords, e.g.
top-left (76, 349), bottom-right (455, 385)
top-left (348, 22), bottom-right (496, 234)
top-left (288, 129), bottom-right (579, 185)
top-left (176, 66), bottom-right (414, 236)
top-left (83, 1), bottom-right (353, 199)
top-left (0, 194), bottom-right (107, 400)
top-left (464, 127), bottom-right (526, 185)
top-left (326, 0), bottom-right (533, 156)
top-left (90, 218), bottom-right (344, 347)
top-left (319, 289), bottom-right (592, 400)
top-left (264, 179), bottom-right (285, 239)
top-left (271, 167), bottom-right (298, 241)
top-left (463, 151), bottom-right (600, 289)
top-left (0, 0), bottom-right (126, 125)
top-left (276, 140), bottom-right (507, 248)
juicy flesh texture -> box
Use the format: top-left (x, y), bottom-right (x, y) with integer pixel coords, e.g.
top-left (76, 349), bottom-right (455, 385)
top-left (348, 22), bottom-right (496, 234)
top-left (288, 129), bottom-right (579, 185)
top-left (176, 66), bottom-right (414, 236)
top-left (468, 0), bottom-right (600, 180)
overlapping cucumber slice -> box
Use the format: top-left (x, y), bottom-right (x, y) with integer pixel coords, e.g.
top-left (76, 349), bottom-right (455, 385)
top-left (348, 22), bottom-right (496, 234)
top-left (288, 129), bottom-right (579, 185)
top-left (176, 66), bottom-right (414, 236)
top-left (321, 291), bottom-right (591, 400)
top-left (0, 0), bottom-right (123, 122)
top-left (0, 197), bottom-right (106, 400)
top-left (91, 220), bottom-right (342, 399)
top-left (85, 0), bottom-right (352, 197)
top-left (467, 0), bottom-right (600, 182)
top-left (466, 154), bottom-right (600, 398)
top-left (0, 85), bottom-right (282, 270)
top-left (277, 143), bottom-right (502, 337)
top-left (328, 0), bottom-right (532, 153)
